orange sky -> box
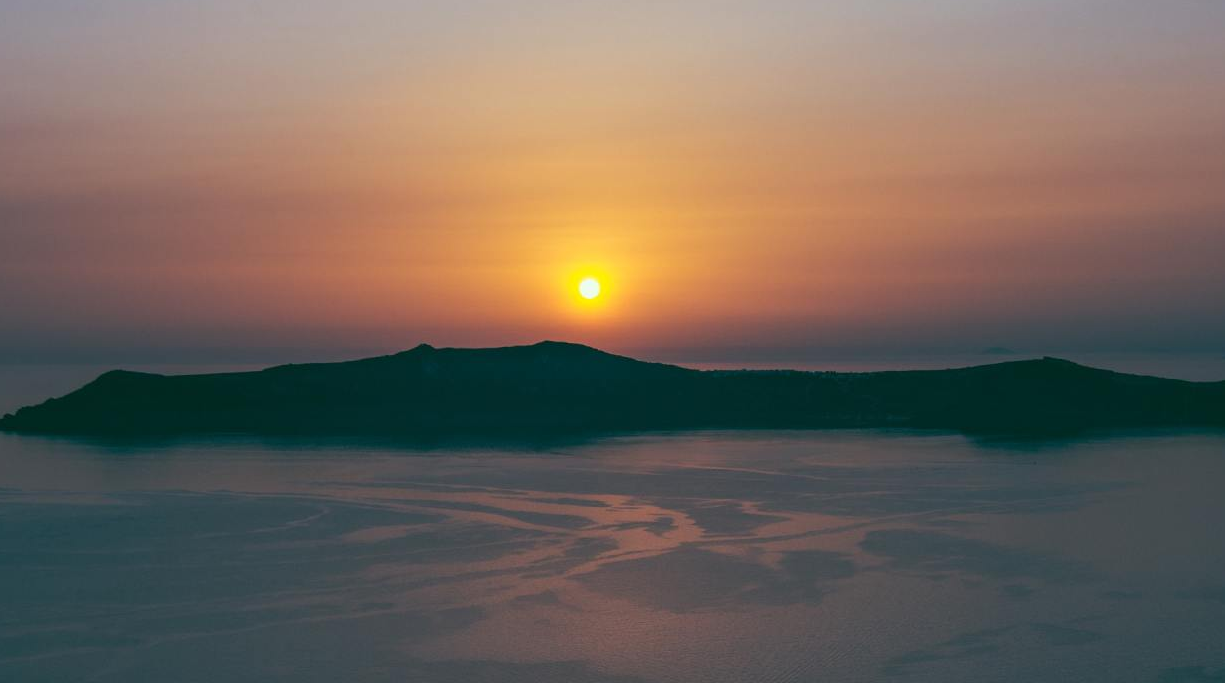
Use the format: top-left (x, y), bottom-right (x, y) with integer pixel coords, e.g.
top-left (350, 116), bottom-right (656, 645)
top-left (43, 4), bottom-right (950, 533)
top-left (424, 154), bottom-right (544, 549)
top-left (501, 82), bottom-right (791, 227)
top-left (2, 1), bottom-right (1224, 363)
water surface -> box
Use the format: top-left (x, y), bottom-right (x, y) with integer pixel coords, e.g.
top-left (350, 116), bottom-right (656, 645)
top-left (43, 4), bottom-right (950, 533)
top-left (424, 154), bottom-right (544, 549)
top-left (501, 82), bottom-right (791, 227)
top-left (1, 428), bottom-right (1224, 682)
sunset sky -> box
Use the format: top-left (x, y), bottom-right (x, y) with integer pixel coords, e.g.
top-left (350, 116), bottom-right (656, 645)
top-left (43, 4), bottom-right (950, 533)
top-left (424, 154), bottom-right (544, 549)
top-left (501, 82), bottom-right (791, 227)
top-left (3, 1), bottom-right (1224, 364)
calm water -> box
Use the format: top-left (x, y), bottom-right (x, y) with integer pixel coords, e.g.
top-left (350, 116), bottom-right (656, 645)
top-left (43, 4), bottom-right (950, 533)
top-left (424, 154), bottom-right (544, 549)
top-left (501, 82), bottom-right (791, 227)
top-left (2, 427), bottom-right (1225, 682)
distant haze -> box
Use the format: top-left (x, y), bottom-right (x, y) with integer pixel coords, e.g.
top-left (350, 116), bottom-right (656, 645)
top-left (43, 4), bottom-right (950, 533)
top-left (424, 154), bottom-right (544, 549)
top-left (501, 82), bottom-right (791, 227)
top-left (3, 1), bottom-right (1224, 364)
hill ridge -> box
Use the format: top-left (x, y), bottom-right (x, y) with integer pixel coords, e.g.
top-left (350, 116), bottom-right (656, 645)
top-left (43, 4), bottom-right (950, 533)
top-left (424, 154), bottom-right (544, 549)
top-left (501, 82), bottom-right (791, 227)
top-left (2, 342), bottom-right (1221, 436)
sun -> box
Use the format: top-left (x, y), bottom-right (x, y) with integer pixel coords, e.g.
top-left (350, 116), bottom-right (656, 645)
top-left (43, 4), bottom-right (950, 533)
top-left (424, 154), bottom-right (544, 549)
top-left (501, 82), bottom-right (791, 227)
top-left (578, 277), bottom-right (601, 299)
top-left (563, 265), bottom-right (612, 312)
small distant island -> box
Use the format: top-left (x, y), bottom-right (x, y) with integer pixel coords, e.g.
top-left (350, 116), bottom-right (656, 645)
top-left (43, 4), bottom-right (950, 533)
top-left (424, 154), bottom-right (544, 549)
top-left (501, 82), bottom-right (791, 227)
top-left (2, 341), bottom-right (1222, 437)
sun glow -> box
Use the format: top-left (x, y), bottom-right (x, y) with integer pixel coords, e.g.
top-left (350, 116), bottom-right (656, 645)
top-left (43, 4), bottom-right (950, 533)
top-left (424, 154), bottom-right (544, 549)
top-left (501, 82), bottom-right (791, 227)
top-left (579, 277), bottom-right (601, 299)
top-left (562, 263), bottom-right (616, 317)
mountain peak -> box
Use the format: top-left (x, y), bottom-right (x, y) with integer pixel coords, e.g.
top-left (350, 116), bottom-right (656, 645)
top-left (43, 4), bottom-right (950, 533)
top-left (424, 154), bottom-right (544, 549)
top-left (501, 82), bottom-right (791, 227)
top-left (391, 343), bottom-right (435, 357)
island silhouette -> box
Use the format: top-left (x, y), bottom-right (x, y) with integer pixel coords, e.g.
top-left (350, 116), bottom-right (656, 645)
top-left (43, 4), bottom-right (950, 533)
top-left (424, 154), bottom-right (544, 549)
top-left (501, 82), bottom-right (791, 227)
top-left (1, 341), bottom-right (1222, 436)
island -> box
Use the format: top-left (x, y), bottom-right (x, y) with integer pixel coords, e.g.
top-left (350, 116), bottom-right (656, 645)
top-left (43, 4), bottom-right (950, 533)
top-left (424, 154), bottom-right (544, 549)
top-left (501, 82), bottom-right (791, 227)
top-left (2, 341), bottom-right (1223, 436)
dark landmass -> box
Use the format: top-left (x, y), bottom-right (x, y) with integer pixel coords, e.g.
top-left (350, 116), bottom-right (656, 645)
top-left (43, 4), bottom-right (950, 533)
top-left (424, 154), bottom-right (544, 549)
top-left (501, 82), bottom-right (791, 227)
top-left (2, 341), bottom-right (1222, 437)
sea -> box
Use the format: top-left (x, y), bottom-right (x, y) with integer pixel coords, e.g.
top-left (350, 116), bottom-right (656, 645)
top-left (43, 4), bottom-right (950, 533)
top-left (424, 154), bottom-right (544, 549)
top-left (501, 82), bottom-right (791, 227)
top-left (1, 355), bottom-right (1223, 682)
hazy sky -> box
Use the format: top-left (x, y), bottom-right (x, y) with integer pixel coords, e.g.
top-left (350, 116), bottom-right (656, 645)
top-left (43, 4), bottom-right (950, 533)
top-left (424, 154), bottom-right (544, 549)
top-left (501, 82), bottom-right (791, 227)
top-left (2, 1), bottom-right (1224, 363)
